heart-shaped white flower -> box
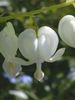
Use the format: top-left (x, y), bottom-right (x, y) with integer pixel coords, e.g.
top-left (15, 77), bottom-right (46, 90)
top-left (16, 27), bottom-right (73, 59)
top-left (19, 26), bottom-right (65, 81)
top-left (0, 22), bottom-right (32, 77)
top-left (58, 15), bottom-right (75, 48)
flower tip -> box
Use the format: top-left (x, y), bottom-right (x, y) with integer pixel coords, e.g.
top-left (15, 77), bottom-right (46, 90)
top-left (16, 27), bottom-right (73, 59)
top-left (3, 60), bottom-right (22, 78)
top-left (34, 71), bottom-right (44, 81)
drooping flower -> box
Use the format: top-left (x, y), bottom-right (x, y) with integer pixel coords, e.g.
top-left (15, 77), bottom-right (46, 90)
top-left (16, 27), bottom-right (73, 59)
top-left (0, 22), bottom-right (19, 77)
top-left (58, 15), bottom-right (75, 48)
top-left (0, 22), bottom-right (32, 77)
top-left (18, 26), bottom-right (65, 81)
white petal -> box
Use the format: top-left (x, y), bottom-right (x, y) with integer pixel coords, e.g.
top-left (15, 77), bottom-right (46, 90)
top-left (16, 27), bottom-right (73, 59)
top-left (9, 90), bottom-right (28, 99)
top-left (58, 15), bottom-right (75, 48)
top-left (18, 29), bottom-right (38, 62)
top-left (11, 57), bottom-right (34, 66)
top-left (49, 48), bottom-right (65, 62)
top-left (38, 26), bottom-right (59, 61)
top-left (0, 22), bottom-right (18, 58)
top-left (3, 59), bottom-right (22, 77)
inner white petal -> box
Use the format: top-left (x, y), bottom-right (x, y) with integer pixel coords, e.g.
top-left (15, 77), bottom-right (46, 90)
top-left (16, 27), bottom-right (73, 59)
top-left (3, 60), bottom-right (22, 77)
top-left (34, 60), bottom-right (44, 81)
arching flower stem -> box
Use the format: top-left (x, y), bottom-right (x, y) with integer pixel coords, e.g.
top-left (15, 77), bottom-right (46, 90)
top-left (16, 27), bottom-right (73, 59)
top-left (0, 2), bottom-right (72, 23)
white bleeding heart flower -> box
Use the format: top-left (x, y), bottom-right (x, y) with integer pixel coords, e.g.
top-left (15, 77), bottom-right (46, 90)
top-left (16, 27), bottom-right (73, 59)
top-left (0, 22), bottom-right (32, 77)
top-left (58, 15), bottom-right (75, 48)
top-left (18, 26), bottom-right (65, 81)
top-left (0, 22), bottom-right (21, 77)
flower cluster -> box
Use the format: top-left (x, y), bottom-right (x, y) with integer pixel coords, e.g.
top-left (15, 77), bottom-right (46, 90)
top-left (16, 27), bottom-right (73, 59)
top-left (0, 22), bottom-right (65, 81)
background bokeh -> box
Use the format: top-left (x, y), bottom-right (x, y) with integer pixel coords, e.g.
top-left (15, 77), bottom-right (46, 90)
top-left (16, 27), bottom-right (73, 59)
top-left (0, 0), bottom-right (75, 100)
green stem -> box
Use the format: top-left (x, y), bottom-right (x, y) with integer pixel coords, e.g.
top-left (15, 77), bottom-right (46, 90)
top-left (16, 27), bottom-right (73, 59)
top-left (0, 2), bottom-right (72, 23)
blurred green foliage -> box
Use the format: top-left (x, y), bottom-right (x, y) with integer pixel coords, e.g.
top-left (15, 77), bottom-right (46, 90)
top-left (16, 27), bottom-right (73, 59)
top-left (0, 0), bottom-right (75, 100)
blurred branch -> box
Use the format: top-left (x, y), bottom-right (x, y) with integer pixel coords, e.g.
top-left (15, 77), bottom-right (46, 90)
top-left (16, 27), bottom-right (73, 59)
top-left (0, 2), bottom-right (73, 23)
